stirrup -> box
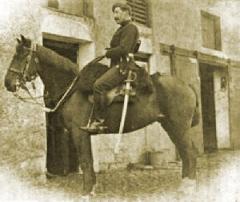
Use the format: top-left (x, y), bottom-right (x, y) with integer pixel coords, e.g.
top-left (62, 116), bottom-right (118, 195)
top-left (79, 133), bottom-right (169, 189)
top-left (80, 120), bottom-right (107, 134)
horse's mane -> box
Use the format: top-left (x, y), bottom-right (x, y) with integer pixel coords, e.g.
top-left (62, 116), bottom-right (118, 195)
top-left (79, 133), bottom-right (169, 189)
top-left (37, 45), bottom-right (78, 76)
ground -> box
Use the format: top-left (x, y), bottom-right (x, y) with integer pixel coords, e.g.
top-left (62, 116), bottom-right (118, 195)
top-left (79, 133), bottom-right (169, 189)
top-left (0, 149), bottom-right (240, 201)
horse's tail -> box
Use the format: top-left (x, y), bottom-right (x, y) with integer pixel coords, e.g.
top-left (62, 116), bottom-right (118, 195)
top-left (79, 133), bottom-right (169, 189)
top-left (189, 84), bottom-right (200, 127)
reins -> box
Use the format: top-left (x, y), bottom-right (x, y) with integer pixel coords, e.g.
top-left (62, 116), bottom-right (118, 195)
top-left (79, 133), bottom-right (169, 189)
top-left (15, 76), bottom-right (79, 113)
top-left (14, 51), bottom-right (106, 113)
top-left (13, 84), bottom-right (48, 111)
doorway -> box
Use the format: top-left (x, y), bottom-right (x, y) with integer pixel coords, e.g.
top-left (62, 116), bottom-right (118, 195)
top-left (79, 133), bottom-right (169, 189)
top-left (43, 38), bottom-right (78, 63)
top-left (42, 37), bottom-right (79, 175)
top-left (199, 63), bottom-right (217, 153)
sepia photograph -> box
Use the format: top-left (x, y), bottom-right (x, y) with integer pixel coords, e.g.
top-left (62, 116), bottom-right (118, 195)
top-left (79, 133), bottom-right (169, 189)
top-left (0, 0), bottom-right (240, 201)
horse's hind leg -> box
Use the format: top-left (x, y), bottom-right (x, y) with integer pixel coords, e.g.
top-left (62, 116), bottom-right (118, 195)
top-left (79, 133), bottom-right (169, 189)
top-left (160, 119), bottom-right (197, 179)
top-left (181, 127), bottom-right (198, 179)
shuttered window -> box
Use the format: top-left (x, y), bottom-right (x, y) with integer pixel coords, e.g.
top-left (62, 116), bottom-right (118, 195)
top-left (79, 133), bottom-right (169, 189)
top-left (48, 0), bottom-right (93, 17)
top-left (201, 11), bottom-right (222, 50)
top-left (127, 0), bottom-right (149, 26)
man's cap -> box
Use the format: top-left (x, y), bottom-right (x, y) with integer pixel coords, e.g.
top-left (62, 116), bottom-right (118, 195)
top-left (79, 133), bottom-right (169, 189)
top-left (112, 3), bottom-right (132, 15)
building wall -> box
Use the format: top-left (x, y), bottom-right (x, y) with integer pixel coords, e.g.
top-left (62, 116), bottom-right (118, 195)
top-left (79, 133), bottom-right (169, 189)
top-left (229, 66), bottom-right (240, 149)
top-left (0, 0), bottom-right (46, 167)
top-left (1, 0), bottom-right (240, 171)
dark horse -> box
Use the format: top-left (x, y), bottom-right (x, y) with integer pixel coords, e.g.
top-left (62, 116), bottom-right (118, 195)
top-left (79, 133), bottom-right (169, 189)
top-left (5, 35), bottom-right (199, 194)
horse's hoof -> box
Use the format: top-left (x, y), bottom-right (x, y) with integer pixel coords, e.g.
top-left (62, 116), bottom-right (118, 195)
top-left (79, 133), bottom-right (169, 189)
top-left (90, 190), bottom-right (96, 196)
top-left (45, 171), bottom-right (65, 179)
top-left (89, 184), bottom-right (97, 196)
top-left (178, 178), bottom-right (197, 194)
top-left (45, 171), bottom-right (57, 179)
top-left (81, 192), bottom-right (95, 201)
top-left (82, 184), bottom-right (97, 199)
top-left (81, 194), bottom-right (90, 201)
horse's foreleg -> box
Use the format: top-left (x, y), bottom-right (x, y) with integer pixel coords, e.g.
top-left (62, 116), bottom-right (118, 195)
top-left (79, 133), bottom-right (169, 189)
top-left (79, 132), bottom-right (96, 194)
top-left (61, 128), bottom-right (70, 175)
top-left (70, 126), bottom-right (96, 194)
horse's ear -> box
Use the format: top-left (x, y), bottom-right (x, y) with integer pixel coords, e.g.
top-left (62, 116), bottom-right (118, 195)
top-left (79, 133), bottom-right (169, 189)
top-left (20, 34), bottom-right (27, 44)
top-left (16, 38), bottom-right (21, 44)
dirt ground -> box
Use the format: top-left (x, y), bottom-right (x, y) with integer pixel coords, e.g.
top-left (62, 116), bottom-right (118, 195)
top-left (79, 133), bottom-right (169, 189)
top-left (0, 149), bottom-right (240, 202)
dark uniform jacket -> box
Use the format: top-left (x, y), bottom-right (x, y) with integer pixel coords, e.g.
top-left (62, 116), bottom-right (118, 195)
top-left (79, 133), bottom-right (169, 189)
top-left (105, 20), bottom-right (139, 67)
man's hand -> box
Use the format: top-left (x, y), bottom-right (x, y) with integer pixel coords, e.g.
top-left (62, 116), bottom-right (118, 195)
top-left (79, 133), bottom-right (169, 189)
top-left (104, 48), bottom-right (110, 58)
top-left (127, 60), bottom-right (139, 71)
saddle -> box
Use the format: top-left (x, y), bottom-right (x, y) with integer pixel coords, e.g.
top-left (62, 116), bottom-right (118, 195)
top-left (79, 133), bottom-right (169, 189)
top-left (76, 61), bottom-right (154, 105)
top-left (88, 83), bottom-right (137, 105)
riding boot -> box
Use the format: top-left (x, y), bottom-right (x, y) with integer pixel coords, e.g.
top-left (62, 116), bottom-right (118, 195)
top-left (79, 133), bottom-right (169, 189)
top-left (93, 92), bottom-right (106, 122)
top-left (80, 92), bottom-right (107, 134)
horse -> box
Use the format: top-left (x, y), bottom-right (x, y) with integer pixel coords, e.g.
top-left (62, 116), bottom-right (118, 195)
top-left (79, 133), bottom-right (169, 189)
top-left (4, 35), bottom-right (200, 194)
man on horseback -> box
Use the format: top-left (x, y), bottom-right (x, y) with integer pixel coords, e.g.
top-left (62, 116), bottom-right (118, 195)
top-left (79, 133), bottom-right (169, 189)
top-left (81, 3), bottom-right (140, 133)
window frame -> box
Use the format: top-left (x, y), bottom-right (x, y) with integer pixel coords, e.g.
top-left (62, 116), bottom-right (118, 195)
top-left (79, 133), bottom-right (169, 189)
top-left (47, 0), bottom-right (93, 18)
top-left (201, 10), bottom-right (222, 51)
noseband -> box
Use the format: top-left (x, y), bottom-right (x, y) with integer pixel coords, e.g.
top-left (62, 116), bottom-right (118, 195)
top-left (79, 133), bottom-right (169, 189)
top-left (9, 42), bottom-right (38, 81)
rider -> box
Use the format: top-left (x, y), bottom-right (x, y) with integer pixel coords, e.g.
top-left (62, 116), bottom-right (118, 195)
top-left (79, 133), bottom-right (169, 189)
top-left (81, 3), bottom-right (140, 132)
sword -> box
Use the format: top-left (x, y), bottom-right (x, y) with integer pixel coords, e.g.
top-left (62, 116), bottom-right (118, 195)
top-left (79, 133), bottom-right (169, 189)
top-left (114, 65), bottom-right (134, 154)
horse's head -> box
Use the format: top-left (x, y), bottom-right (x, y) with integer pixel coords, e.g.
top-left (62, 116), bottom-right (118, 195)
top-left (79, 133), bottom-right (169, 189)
top-left (4, 35), bottom-right (39, 92)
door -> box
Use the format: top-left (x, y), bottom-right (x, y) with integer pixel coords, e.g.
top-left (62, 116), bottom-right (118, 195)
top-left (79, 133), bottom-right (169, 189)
top-left (200, 63), bottom-right (231, 151)
top-left (43, 38), bottom-right (78, 62)
top-left (42, 38), bottom-right (79, 175)
top-left (199, 63), bottom-right (217, 152)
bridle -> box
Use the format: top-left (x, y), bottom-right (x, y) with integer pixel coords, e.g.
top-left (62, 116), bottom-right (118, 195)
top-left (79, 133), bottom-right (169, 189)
top-left (8, 42), bottom-right (52, 111)
top-left (9, 42), bottom-right (38, 82)
top-left (9, 41), bottom-right (80, 113)
top-left (9, 43), bottom-right (106, 113)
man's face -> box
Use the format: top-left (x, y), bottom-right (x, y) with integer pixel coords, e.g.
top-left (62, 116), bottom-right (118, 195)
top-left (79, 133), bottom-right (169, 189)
top-left (113, 7), bottom-right (129, 25)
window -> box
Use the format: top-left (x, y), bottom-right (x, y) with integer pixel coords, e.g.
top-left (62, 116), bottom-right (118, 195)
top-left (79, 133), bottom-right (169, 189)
top-left (201, 11), bottom-right (222, 50)
top-left (127, 0), bottom-right (149, 26)
top-left (48, 0), bottom-right (92, 17)
top-left (48, 0), bottom-right (58, 9)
